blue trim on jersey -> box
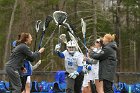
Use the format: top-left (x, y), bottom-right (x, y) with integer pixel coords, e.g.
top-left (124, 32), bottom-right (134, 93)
top-left (57, 51), bottom-right (65, 58)
top-left (12, 40), bottom-right (17, 47)
top-left (77, 66), bottom-right (83, 73)
top-left (22, 60), bottom-right (32, 76)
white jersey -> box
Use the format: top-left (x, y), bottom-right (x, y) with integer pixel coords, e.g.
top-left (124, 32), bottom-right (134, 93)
top-left (82, 61), bottom-right (90, 87)
top-left (89, 48), bottom-right (102, 80)
top-left (62, 50), bottom-right (83, 73)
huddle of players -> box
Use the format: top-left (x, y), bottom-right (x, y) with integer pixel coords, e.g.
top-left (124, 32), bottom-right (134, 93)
top-left (5, 32), bottom-right (116, 93)
top-left (55, 33), bottom-right (117, 93)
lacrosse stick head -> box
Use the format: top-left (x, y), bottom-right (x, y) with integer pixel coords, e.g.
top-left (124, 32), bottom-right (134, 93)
top-left (42, 22), bottom-right (46, 31)
top-left (45, 15), bottom-right (53, 28)
top-left (35, 20), bottom-right (42, 32)
top-left (59, 34), bottom-right (67, 44)
top-left (42, 16), bottom-right (53, 31)
top-left (81, 18), bottom-right (86, 38)
top-left (53, 11), bottom-right (67, 25)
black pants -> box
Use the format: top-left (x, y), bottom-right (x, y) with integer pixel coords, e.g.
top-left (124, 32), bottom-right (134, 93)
top-left (5, 66), bottom-right (22, 93)
top-left (103, 79), bottom-right (113, 93)
top-left (66, 72), bottom-right (84, 93)
top-left (74, 72), bottom-right (84, 93)
top-left (20, 76), bottom-right (28, 92)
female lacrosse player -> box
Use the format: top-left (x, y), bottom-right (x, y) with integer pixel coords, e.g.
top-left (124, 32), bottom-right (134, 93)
top-left (88, 38), bottom-right (104, 93)
top-left (89, 34), bottom-right (117, 93)
top-left (82, 60), bottom-right (91, 93)
top-left (82, 38), bottom-right (104, 93)
top-left (21, 60), bottom-right (41, 93)
top-left (5, 32), bottom-right (45, 93)
top-left (55, 40), bottom-right (84, 93)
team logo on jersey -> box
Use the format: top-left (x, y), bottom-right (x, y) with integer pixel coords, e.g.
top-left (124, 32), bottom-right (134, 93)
top-left (68, 61), bottom-right (73, 66)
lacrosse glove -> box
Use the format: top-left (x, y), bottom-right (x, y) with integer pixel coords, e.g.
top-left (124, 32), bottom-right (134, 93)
top-left (55, 43), bottom-right (61, 52)
top-left (68, 71), bottom-right (79, 79)
top-left (84, 64), bottom-right (92, 71)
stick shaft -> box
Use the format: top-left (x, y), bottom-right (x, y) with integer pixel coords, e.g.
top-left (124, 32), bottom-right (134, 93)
top-left (43, 25), bottom-right (58, 47)
top-left (64, 23), bottom-right (89, 51)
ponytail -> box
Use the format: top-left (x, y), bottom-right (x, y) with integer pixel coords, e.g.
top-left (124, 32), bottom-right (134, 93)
top-left (104, 34), bottom-right (116, 42)
top-left (111, 34), bottom-right (116, 41)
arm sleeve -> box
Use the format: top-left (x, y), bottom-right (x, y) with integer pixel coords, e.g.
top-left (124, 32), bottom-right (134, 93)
top-left (86, 58), bottom-right (94, 64)
top-left (55, 51), bottom-right (65, 58)
top-left (89, 47), bottom-right (111, 60)
top-left (54, 50), bottom-right (67, 58)
top-left (32, 61), bottom-right (41, 70)
top-left (22, 45), bottom-right (41, 62)
top-left (76, 53), bottom-right (83, 73)
top-left (77, 53), bottom-right (84, 66)
top-left (76, 66), bottom-right (83, 73)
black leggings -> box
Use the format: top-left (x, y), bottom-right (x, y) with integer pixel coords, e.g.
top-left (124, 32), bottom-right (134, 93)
top-left (66, 72), bottom-right (84, 93)
top-left (20, 76), bottom-right (28, 92)
top-left (103, 79), bottom-right (113, 93)
top-left (74, 72), bottom-right (84, 93)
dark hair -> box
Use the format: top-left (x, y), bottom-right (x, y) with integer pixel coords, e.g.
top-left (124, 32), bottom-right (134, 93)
top-left (17, 33), bottom-right (31, 44)
top-left (95, 38), bottom-right (103, 47)
top-left (99, 38), bottom-right (103, 46)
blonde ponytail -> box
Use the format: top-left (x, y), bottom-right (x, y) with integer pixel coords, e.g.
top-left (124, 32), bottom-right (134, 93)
top-left (111, 34), bottom-right (116, 41)
top-left (104, 33), bottom-right (115, 42)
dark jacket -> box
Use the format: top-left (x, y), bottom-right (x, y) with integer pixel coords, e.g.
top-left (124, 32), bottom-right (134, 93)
top-left (5, 43), bottom-right (40, 71)
top-left (89, 41), bottom-right (117, 82)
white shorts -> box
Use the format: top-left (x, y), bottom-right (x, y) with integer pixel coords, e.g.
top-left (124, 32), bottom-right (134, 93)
top-left (89, 63), bottom-right (99, 80)
top-left (82, 74), bottom-right (90, 87)
top-left (26, 76), bottom-right (31, 83)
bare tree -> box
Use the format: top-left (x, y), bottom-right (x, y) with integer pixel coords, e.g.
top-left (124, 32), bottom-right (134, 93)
top-left (3, 0), bottom-right (18, 80)
top-left (91, 0), bottom-right (97, 41)
top-left (114, 0), bottom-right (122, 82)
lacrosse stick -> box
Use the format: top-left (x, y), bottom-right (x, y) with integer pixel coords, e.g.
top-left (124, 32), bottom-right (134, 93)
top-left (63, 22), bottom-right (89, 51)
top-left (34, 20), bottom-right (42, 51)
top-left (59, 33), bottom-right (83, 53)
top-left (53, 11), bottom-right (68, 45)
top-left (43, 11), bottom-right (68, 48)
top-left (43, 25), bottom-right (58, 47)
top-left (38, 15), bottom-right (53, 50)
top-left (68, 32), bottom-right (83, 53)
top-left (53, 11), bottom-right (67, 25)
top-left (81, 18), bottom-right (86, 40)
top-left (53, 11), bottom-right (84, 52)
top-left (81, 18), bottom-right (89, 64)
top-left (81, 18), bottom-right (88, 55)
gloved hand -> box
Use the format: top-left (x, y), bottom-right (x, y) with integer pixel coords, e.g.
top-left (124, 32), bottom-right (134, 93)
top-left (68, 71), bottom-right (79, 79)
top-left (84, 64), bottom-right (92, 71)
top-left (55, 43), bottom-right (61, 51)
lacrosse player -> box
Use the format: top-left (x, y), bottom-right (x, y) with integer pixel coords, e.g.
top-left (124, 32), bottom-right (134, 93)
top-left (88, 38), bottom-right (104, 93)
top-left (55, 40), bottom-right (84, 93)
top-left (82, 60), bottom-right (92, 93)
